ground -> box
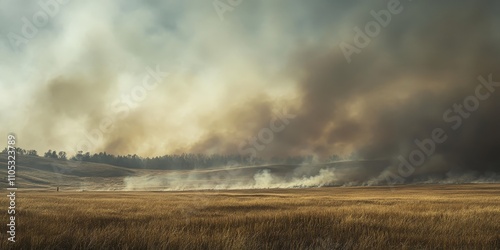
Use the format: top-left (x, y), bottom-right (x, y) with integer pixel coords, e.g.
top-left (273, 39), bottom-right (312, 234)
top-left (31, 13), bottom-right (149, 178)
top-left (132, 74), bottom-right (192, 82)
top-left (1, 184), bottom-right (499, 249)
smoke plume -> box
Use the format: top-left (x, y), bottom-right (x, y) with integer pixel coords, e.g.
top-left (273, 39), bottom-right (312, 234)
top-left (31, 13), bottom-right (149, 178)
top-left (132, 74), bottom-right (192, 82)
top-left (1, 0), bottom-right (499, 187)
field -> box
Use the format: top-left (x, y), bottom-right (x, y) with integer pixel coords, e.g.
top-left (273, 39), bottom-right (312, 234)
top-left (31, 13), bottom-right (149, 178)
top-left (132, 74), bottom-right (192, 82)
top-left (1, 184), bottom-right (499, 249)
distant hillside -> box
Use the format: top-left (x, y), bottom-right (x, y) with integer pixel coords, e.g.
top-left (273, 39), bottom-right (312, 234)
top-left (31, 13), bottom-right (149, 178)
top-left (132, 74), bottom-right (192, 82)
top-left (0, 154), bottom-right (137, 190)
top-left (0, 153), bottom-right (391, 190)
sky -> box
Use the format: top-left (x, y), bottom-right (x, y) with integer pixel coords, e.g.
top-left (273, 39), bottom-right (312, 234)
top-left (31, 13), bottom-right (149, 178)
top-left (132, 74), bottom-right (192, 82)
top-left (0, 0), bottom-right (500, 176)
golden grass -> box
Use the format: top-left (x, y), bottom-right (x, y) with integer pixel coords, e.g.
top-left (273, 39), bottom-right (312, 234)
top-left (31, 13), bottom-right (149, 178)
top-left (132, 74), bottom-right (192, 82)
top-left (1, 184), bottom-right (499, 249)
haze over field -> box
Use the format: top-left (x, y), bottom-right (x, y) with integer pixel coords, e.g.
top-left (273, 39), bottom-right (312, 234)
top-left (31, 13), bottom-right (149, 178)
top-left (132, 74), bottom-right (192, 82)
top-left (1, 0), bottom-right (500, 186)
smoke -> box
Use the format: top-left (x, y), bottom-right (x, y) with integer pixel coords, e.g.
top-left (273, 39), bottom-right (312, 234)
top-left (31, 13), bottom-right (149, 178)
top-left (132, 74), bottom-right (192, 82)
top-left (122, 161), bottom-right (499, 191)
top-left (123, 166), bottom-right (339, 191)
top-left (1, 0), bottom-right (500, 186)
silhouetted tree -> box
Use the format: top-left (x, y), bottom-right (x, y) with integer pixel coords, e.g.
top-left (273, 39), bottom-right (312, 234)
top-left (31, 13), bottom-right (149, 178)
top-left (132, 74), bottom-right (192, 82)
top-left (58, 151), bottom-right (67, 160)
top-left (15, 148), bottom-right (26, 155)
top-left (27, 150), bottom-right (38, 156)
top-left (44, 150), bottom-right (53, 158)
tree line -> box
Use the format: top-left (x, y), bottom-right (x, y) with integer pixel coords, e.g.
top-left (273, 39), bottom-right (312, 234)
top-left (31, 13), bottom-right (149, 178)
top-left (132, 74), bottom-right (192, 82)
top-left (2, 147), bottom-right (345, 170)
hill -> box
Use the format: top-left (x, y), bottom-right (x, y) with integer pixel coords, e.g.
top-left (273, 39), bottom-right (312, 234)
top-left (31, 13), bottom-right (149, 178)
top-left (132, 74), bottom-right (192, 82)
top-left (0, 154), bottom-right (390, 190)
top-left (0, 154), bottom-right (136, 190)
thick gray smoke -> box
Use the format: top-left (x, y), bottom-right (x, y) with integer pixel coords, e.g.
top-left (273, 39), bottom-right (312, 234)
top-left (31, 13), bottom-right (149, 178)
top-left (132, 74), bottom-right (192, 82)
top-left (1, 0), bottom-right (499, 188)
top-left (187, 0), bottom-right (500, 183)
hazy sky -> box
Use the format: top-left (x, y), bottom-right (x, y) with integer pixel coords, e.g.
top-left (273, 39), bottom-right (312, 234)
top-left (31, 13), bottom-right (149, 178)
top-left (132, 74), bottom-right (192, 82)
top-left (1, 0), bottom-right (499, 174)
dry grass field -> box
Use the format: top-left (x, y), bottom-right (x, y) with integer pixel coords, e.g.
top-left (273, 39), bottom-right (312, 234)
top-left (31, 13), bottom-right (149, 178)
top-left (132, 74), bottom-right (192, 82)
top-left (1, 184), bottom-right (499, 250)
